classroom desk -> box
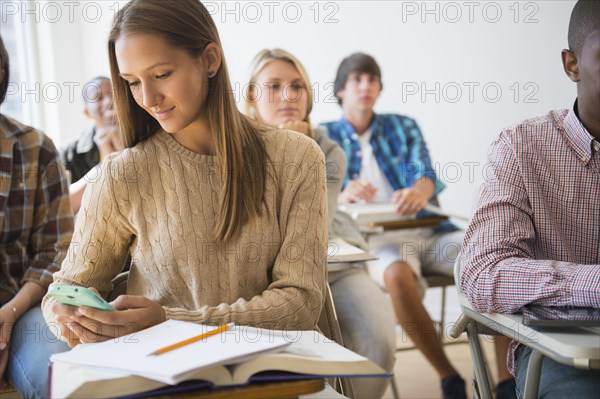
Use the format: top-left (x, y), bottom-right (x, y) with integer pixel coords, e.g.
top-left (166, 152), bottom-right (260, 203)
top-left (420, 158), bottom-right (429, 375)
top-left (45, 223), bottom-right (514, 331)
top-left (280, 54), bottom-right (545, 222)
top-left (358, 217), bottom-right (448, 234)
top-left (456, 300), bottom-right (600, 399)
top-left (369, 216), bottom-right (448, 231)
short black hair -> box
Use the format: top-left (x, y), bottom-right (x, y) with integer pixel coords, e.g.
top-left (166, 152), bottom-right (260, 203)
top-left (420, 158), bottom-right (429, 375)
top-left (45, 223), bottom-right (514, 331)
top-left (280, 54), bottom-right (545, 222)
top-left (333, 53), bottom-right (382, 106)
top-left (0, 35), bottom-right (9, 104)
top-left (568, 0), bottom-right (600, 56)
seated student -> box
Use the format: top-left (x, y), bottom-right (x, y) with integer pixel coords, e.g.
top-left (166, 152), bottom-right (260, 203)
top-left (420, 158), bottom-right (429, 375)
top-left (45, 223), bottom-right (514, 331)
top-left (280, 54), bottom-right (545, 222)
top-left (61, 76), bottom-right (123, 213)
top-left (244, 48), bottom-right (397, 399)
top-left (42, 0), bottom-right (327, 347)
top-left (0, 36), bottom-right (74, 399)
top-left (461, 1), bottom-right (600, 397)
top-left (321, 53), bottom-right (516, 399)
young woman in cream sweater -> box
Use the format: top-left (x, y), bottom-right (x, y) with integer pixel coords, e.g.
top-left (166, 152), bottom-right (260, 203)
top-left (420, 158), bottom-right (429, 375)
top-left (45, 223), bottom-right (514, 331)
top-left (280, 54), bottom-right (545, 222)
top-left (43, 0), bottom-right (327, 346)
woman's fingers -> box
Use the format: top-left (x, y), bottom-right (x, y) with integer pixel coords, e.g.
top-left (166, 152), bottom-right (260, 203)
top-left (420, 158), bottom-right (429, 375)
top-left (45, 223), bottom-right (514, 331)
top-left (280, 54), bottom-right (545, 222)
top-left (66, 322), bottom-right (111, 344)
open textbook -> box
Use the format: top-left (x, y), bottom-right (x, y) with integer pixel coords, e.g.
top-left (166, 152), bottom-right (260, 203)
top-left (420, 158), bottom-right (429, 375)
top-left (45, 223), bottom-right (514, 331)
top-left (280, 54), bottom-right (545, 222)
top-left (50, 320), bottom-right (387, 398)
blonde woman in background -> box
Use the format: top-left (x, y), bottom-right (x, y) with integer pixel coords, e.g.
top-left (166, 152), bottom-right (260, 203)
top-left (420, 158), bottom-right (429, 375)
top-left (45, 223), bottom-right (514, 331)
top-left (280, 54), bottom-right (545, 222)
top-left (245, 48), bottom-right (397, 399)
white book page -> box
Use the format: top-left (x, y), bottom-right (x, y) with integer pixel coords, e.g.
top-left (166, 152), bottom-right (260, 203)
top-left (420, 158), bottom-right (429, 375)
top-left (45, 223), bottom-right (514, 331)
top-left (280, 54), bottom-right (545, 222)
top-left (51, 320), bottom-right (290, 385)
top-left (327, 238), bottom-right (377, 264)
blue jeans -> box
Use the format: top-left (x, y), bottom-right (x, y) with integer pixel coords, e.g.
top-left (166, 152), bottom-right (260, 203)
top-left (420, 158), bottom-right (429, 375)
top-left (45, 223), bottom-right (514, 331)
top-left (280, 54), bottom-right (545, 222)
top-left (6, 305), bottom-right (70, 399)
top-left (515, 345), bottom-right (600, 399)
top-left (329, 266), bottom-right (397, 399)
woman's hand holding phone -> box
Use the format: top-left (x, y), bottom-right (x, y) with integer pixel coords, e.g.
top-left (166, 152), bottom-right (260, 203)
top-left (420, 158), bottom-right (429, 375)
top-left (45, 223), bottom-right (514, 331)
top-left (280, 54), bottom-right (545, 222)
top-left (51, 288), bottom-right (166, 346)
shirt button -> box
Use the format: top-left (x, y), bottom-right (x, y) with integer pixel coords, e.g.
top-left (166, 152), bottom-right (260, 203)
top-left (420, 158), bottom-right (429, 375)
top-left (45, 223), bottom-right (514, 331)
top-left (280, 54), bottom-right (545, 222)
top-left (351, 134), bottom-right (359, 141)
top-left (344, 138), bottom-right (351, 145)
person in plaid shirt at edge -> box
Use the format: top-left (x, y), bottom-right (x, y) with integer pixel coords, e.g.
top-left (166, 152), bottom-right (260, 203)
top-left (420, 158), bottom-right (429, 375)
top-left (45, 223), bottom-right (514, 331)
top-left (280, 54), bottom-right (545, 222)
top-left (0, 36), bottom-right (74, 398)
top-left (461, 1), bottom-right (600, 398)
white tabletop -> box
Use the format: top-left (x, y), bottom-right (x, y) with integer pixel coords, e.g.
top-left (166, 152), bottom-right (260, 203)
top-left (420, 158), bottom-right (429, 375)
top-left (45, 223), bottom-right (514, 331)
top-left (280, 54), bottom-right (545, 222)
top-left (459, 298), bottom-right (600, 369)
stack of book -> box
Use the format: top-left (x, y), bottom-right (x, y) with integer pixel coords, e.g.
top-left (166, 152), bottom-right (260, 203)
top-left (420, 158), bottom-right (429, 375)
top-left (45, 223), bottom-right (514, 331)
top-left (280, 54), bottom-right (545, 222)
top-left (50, 320), bottom-right (388, 398)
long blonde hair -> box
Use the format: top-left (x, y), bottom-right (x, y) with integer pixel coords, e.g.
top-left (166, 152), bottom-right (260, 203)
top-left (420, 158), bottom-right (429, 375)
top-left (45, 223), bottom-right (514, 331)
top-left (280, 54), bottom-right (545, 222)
top-left (245, 48), bottom-right (315, 138)
top-left (108, 0), bottom-right (267, 243)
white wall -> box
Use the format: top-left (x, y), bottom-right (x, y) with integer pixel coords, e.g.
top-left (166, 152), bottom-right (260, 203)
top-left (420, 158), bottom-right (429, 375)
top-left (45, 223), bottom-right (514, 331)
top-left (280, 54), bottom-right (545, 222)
top-left (7, 0), bottom-right (576, 216)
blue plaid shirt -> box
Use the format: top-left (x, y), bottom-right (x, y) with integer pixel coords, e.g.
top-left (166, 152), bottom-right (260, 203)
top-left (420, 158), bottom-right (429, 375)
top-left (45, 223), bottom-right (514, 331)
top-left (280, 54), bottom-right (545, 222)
top-left (321, 113), bottom-right (444, 194)
top-left (321, 113), bottom-right (458, 233)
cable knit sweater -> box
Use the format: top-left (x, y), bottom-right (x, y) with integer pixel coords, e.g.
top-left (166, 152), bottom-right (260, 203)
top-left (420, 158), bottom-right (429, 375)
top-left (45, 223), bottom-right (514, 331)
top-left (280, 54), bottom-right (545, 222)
top-left (42, 128), bottom-right (327, 331)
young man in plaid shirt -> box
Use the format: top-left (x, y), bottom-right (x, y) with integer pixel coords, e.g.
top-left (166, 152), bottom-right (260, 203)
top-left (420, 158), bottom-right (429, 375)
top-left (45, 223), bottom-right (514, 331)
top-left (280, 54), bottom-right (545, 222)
top-left (322, 52), bottom-right (516, 399)
top-left (0, 36), bottom-right (73, 398)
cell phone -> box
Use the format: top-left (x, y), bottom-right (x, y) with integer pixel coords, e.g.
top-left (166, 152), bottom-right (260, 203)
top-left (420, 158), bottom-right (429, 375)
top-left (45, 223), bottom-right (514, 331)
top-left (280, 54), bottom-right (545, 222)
top-left (48, 286), bottom-right (116, 311)
top-left (521, 305), bottom-right (600, 328)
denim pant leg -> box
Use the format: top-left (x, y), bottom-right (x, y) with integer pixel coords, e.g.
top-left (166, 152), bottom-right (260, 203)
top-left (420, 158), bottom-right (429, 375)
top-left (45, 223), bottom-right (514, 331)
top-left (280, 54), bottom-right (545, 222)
top-left (6, 305), bottom-right (70, 399)
top-left (329, 267), bottom-right (397, 399)
top-left (515, 345), bottom-right (600, 399)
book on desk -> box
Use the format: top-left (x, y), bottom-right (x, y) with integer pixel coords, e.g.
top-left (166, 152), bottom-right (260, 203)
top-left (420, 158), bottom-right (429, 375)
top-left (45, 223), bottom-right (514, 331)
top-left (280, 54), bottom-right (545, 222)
top-left (327, 237), bottom-right (377, 263)
top-left (337, 203), bottom-right (413, 225)
top-left (337, 202), bottom-right (461, 231)
top-left (50, 319), bottom-right (387, 398)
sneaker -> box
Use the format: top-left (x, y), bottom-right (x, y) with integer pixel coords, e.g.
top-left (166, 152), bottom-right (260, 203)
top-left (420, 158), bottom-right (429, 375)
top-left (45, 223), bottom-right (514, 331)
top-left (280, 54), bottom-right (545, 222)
top-left (441, 374), bottom-right (467, 399)
top-left (496, 378), bottom-right (517, 399)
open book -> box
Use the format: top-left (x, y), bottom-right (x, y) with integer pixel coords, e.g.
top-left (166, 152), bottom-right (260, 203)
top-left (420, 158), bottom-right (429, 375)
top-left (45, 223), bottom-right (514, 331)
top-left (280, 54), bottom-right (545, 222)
top-left (50, 320), bottom-right (388, 398)
top-left (327, 238), bottom-right (377, 263)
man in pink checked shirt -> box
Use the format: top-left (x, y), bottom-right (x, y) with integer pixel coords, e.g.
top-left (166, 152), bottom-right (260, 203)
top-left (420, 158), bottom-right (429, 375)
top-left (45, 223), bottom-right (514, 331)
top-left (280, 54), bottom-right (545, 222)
top-left (461, 1), bottom-right (600, 398)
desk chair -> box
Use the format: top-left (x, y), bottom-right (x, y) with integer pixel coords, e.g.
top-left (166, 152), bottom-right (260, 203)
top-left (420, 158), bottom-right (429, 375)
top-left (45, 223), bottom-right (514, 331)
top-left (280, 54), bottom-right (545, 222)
top-left (405, 273), bottom-right (455, 346)
top-left (360, 217), bottom-right (463, 399)
top-left (450, 257), bottom-right (600, 399)
top-left (109, 273), bottom-right (355, 399)
top-left (317, 282), bottom-right (357, 399)
top-left (361, 216), bottom-right (458, 341)
top-left (448, 257), bottom-right (496, 399)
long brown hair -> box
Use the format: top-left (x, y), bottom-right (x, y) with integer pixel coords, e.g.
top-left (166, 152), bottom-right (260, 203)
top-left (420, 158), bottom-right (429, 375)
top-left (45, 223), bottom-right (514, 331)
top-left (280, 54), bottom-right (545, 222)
top-left (108, 0), bottom-right (267, 243)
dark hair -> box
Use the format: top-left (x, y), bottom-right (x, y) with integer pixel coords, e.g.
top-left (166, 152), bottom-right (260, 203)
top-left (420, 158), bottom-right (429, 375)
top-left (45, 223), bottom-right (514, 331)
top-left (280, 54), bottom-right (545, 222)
top-left (333, 53), bottom-right (382, 105)
top-left (108, 0), bottom-right (267, 243)
top-left (568, 0), bottom-right (600, 56)
top-left (82, 76), bottom-right (110, 103)
top-left (0, 35), bottom-right (9, 104)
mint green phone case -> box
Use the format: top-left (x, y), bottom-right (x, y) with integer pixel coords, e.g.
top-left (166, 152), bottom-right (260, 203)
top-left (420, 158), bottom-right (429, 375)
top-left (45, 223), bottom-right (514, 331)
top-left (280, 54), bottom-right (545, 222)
top-left (48, 286), bottom-right (116, 311)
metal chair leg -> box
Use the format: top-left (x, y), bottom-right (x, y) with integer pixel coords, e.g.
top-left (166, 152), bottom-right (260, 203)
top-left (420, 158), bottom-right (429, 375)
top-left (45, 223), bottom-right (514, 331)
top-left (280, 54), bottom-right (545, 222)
top-left (440, 285), bottom-right (447, 336)
top-left (523, 350), bottom-right (544, 399)
top-left (390, 376), bottom-right (401, 399)
top-left (466, 321), bottom-right (494, 399)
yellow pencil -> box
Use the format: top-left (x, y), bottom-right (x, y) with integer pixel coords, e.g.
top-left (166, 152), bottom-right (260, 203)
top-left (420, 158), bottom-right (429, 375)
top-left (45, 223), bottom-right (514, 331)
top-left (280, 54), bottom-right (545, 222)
top-left (148, 322), bottom-right (234, 356)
